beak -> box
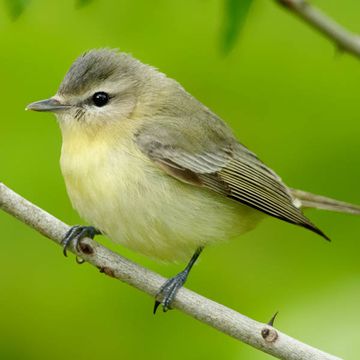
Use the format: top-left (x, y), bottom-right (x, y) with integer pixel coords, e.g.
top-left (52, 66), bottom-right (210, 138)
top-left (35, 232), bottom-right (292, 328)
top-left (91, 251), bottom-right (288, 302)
top-left (26, 98), bottom-right (70, 112)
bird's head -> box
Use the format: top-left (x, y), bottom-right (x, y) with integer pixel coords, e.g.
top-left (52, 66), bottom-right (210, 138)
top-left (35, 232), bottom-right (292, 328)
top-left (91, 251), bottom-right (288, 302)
top-left (26, 49), bottom-right (166, 136)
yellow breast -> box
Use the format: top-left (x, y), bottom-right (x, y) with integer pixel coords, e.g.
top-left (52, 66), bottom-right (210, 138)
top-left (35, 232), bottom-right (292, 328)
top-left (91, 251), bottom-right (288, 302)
top-left (60, 123), bottom-right (262, 262)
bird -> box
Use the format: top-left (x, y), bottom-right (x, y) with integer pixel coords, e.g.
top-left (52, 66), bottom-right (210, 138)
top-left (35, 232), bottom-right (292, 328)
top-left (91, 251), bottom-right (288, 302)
top-left (26, 49), bottom-right (360, 313)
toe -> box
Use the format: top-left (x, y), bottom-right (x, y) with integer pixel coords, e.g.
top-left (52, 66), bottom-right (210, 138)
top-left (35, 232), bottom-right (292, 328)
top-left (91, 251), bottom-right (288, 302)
top-left (61, 226), bottom-right (85, 257)
top-left (61, 225), bottom-right (100, 258)
top-left (154, 275), bottom-right (187, 313)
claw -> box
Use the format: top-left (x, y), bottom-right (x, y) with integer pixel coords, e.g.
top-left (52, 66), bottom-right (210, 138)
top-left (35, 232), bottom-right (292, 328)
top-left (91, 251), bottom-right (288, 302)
top-left (153, 247), bottom-right (203, 314)
top-left (153, 270), bottom-right (188, 313)
top-left (61, 225), bottom-right (100, 260)
top-left (62, 225), bottom-right (81, 257)
top-left (76, 256), bottom-right (85, 264)
top-left (153, 300), bottom-right (161, 315)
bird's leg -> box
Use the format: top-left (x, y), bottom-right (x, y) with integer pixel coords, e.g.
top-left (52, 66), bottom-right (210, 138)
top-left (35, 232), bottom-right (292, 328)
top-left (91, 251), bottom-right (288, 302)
top-left (154, 247), bottom-right (203, 314)
top-left (61, 225), bottom-right (101, 257)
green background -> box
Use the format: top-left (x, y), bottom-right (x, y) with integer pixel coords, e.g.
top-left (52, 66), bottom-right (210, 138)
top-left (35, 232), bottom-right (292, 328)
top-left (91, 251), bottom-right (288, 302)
top-left (1, 0), bottom-right (360, 359)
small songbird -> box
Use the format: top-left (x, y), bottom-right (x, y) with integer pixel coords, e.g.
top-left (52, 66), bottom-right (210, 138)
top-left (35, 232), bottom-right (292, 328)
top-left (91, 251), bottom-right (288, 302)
top-left (27, 49), bottom-right (360, 313)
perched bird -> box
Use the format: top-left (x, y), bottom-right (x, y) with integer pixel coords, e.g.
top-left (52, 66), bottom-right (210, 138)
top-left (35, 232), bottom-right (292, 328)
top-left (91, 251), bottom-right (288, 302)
top-left (27, 49), bottom-right (360, 313)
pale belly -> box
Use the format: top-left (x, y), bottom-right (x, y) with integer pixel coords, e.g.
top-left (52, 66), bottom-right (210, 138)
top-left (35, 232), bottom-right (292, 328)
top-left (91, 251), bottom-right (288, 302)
top-left (60, 139), bottom-right (263, 262)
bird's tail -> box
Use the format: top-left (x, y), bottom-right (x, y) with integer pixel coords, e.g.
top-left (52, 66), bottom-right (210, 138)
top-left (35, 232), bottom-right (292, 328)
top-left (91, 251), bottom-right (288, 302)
top-left (291, 189), bottom-right (360, 215)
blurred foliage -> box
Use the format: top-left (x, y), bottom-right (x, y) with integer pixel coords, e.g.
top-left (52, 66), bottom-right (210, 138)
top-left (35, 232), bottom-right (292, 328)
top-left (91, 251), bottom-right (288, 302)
top-left (222, 0), bottom-right (254, 53)
top-left (5, 0), bottom-right (253, 52)
top-left (4, 0), bottom-right (29, 19)
top-left (0, 1), bottom-right (360, 360)
top-left (4, 0), bottom-right (95, 18)
top-left (76, 0), bottom-right (94, 8)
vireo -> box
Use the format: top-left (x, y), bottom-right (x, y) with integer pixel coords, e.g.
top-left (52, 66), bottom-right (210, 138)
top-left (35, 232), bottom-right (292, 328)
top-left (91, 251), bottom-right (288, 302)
top-left (27, 49), bottom-right (360, 313)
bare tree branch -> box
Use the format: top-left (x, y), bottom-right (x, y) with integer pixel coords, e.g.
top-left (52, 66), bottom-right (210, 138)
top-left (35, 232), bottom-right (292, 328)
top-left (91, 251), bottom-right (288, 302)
top-left (276, 0), bottom-right (360, 59)
top-left (0, 182), bottom-right (342, 360)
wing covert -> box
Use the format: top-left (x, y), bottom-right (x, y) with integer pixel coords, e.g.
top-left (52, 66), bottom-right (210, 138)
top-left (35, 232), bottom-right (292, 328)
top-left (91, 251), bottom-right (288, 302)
top-left (134, 115), bottom-right (328, 240)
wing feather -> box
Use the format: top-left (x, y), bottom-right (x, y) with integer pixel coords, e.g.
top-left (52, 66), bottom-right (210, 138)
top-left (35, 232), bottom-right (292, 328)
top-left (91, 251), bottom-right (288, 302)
top-left (134, 116), bottom-right (329, 240)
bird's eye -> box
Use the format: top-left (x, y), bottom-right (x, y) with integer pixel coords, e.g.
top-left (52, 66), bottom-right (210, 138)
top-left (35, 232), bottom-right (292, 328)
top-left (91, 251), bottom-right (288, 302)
top-left (92, 92), bottom-right (110, 107)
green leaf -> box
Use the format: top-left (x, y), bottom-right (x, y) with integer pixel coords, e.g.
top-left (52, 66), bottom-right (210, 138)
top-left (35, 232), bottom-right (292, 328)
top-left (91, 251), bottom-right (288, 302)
top-left (222, 0), bottom-right (254, 53)
top-left (4, 0), bottom-right (30, 20)
top-left (76, 0), bottom-right (94, 8)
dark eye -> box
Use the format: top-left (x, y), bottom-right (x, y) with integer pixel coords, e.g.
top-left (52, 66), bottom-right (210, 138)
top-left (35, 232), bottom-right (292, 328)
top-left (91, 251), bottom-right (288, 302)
top-left (92, 92), bottom-right (110, 107)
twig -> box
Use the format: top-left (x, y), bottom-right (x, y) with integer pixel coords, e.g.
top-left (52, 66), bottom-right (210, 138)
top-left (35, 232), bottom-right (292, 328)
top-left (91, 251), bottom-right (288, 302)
top-left (276, 0), bottom-right (360, 59)
top-left (0, 182), bottom-right (342, 360)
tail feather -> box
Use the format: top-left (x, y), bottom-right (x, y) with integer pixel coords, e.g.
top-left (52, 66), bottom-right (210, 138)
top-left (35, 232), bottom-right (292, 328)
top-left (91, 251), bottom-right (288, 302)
top-left (291, 189), bottom-right (360, 215)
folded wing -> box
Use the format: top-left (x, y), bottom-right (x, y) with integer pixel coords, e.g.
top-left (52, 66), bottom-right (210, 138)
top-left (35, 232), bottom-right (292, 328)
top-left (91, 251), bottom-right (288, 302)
top-left (135, 113), bottom-right (329, 240)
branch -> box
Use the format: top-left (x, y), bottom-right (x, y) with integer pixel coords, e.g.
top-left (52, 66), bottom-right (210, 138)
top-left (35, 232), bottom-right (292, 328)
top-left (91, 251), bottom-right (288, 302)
top-left (0, 182), bottom-right (341, 360)
top-left (276, 0), bottom-right (360, 59)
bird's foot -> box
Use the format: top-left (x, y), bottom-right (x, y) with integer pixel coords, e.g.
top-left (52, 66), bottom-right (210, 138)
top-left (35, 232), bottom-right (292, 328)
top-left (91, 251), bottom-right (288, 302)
top-left (61, 225), bottom-right (101, 258)
top-left (154, 269), bottom-right (189, 314)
